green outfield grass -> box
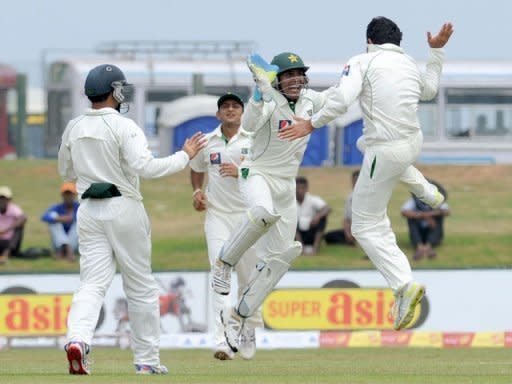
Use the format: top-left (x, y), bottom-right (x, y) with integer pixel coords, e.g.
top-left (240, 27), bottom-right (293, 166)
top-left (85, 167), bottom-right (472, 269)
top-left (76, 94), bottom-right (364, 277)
top-left (0, 348), bottom-right (511, 383)
top-left (0, 160), bottom-right (511, 272)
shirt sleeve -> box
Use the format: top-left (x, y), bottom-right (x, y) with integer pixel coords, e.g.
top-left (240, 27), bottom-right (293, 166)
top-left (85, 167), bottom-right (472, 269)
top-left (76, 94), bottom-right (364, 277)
top-left (58, 121), bottom-right (77, 182)
top-left (311, 195), bottom-right (327, 211)
top-left (401, 198), bottom-right (416, 211)
top-left (120, 120), bottom-right (190, 178)
top-left (8, 203), bottom-right (24, 218)
top-left (41, 204), bottom-right (59, 223)
top-left (343, 192), bottom-right (353, 220)
top-left (189, 146), bottom-right (207, 173)
top-left (311, 56), bottom-right (364, 128)
top-left (419, 48), bottom-right (444, 101)
top-left (242, 97), bottom-right (274, 133)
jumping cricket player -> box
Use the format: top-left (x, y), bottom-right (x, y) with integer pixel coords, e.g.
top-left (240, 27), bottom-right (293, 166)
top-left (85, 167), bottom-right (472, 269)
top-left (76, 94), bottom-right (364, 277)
top-left (212, 52), bottom-right (333, 352)
top-left (58, 64), bottom-right (205, 375)
top-left (279, 18), bottom-right (454, 331)
top-left (190, 93), bottom-right (263, 360)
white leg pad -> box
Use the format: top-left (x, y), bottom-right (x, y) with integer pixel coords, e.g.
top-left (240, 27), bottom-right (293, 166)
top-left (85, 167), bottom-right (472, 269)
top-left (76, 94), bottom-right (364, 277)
top-left (219, 206), bottom-right (280, 267)
top-left (236, 242), bottom-right (302, 318)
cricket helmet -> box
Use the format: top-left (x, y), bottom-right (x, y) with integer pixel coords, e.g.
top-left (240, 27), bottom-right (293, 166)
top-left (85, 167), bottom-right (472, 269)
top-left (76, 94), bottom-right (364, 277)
top-left (84, 64), bottom-right (134, 103)
top-left (271, 52), bottom-right (309, 75)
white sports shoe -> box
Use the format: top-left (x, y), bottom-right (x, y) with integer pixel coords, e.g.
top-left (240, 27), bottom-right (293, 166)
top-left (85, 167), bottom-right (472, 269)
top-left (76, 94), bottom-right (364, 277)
top-left (135, 364), bottom-right (169, 375)
top-left (212, 258), bottom-right (231, 295)
top-left (221, 308), bottom-right (244, 352)
top-left (213, 341), bottom-right (235, 360)
top-left (239, 327), bottom-right (256, 360)
top-left (431, 190), bottom-right (445, 209)
top-left (422, 188), bottom-right (445, 209)
top-left (393, 281), bottom-right (426, 331)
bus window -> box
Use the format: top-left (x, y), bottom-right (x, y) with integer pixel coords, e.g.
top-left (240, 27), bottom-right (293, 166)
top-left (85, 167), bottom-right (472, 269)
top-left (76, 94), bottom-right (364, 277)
top-left (418, 99), bottom-right (438, 139)
top-left (147, 90), bottom-right (187, 103)
top-left (445, 88), bottom-right (512, 139)
top-left (46, 90), bottom-right (71, 157)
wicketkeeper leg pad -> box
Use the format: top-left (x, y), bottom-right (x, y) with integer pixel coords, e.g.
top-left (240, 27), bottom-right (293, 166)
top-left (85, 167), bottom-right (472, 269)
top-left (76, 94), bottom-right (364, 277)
top-left (236, 242), bottom-right (302, 318)
top-left (219, 206), bottom-right (280, 267)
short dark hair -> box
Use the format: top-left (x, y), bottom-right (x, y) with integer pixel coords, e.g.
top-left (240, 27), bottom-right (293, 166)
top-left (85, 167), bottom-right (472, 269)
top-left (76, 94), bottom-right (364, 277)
top-left (87, 92), bottom-right (111, 103)
top-left (352, 169), bottom-right (360, 179)
top-left (366, 16), bottom-right (402, 46)
top-left (296, 176), bottom-right (308, 186)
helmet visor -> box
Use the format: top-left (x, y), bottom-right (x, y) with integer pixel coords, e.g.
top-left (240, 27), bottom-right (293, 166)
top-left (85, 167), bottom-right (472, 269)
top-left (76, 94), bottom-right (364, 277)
top-left (111, 80), bottom-right (135, 103)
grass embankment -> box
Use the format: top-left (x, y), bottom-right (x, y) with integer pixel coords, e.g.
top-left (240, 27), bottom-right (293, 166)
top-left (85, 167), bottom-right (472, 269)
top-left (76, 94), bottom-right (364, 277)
top-left (0, 160), bottom-right (510, 272)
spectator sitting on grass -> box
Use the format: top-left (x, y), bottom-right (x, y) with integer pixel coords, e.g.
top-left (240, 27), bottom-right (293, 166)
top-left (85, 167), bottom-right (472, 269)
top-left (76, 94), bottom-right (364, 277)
top-left (0, 186), bottom-right (27, 264)
top-left (401, 180), bottom-right (450, 260)
top-left (295, 176), bottom-right (331, 255)
top-left (41, 182), bottom-right (79, 261)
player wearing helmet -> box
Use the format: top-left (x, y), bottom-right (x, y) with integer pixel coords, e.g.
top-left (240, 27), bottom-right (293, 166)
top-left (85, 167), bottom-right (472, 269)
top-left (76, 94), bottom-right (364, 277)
top-left (211, 52), bottom-right (333, 353)
top-left (59, 64), bottom-right (205, 375)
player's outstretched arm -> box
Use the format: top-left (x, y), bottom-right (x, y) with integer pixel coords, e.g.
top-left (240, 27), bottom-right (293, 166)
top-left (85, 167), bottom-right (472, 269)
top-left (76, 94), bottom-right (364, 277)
top-left (427, 22), bottom-right (454, 48)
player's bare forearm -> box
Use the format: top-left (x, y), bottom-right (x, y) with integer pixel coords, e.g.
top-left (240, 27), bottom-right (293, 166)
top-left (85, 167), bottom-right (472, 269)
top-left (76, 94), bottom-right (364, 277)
top-left (190, 170), bottom-right (207, 211)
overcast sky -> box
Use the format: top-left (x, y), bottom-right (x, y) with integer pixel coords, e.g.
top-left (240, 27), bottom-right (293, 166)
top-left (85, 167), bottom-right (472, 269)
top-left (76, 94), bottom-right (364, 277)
top-left (0, 0), bottom-right (507, 87)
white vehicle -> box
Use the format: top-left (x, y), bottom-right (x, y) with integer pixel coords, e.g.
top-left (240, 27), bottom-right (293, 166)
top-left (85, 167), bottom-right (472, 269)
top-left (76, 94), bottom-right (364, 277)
top-left (45, 42), bottom-right (512, 164)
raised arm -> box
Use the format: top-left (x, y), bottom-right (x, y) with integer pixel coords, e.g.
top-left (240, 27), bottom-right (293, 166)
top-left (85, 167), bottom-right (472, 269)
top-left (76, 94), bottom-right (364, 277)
top-left (421, 23), bottom-right (454, 101)
top-left (279, 58), bottom-right (364, 141)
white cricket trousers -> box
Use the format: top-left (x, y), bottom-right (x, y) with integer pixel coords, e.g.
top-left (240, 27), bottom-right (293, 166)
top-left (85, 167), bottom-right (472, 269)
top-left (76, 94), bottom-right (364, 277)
top-left (205, 209), bottom-right (263, 346)
top-left (351, 132), bottom-right (435, 291)
top-left (239, 172), bottom-right (297, 259)
top-left (49, 222), bottom-right (78, 251)
top-left (67, 196), bottom-right (161, 366)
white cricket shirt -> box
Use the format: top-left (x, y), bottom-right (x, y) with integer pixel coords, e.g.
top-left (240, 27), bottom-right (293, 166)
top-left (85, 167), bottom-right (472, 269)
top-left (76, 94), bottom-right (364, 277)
top-left (189, 125), bottom-right (252, 214)
top-left (242, 88), bottom-right (329, 178)
top-left (58, 107), bottom-right (189, 201)
top-left (297, 192), bottom-right (328, 231)
top-left (311, 45), bottom-right (444, 146)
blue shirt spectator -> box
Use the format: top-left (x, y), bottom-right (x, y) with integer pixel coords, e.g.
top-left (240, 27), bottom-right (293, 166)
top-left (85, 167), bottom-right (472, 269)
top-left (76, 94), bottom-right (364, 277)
top-left (41, 182), bottom-right (79, 260)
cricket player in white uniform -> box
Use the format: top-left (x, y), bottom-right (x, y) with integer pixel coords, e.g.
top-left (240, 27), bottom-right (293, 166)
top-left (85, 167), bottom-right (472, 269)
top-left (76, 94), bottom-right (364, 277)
top-left (58, 64), bottom-right (205, 375)
top-left (189, 93), bottom-right (263, 360)
top-left (212, 52), bottom-right (332, 352)
top-left (280, 18), bottom-right (454, 331)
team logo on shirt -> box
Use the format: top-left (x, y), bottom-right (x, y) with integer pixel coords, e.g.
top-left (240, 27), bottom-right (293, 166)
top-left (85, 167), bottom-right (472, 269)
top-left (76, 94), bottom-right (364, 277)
top-left (341, 64), bottom-right (351, 76)
top-left (209, 152), bottom-right (221, 164)
top-left (278, 119), bottom-right (292, 131)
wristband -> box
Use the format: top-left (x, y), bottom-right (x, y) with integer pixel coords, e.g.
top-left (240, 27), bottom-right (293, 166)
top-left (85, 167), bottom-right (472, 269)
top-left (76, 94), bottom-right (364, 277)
top-left (192, 188), bottom-right (202, 197)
